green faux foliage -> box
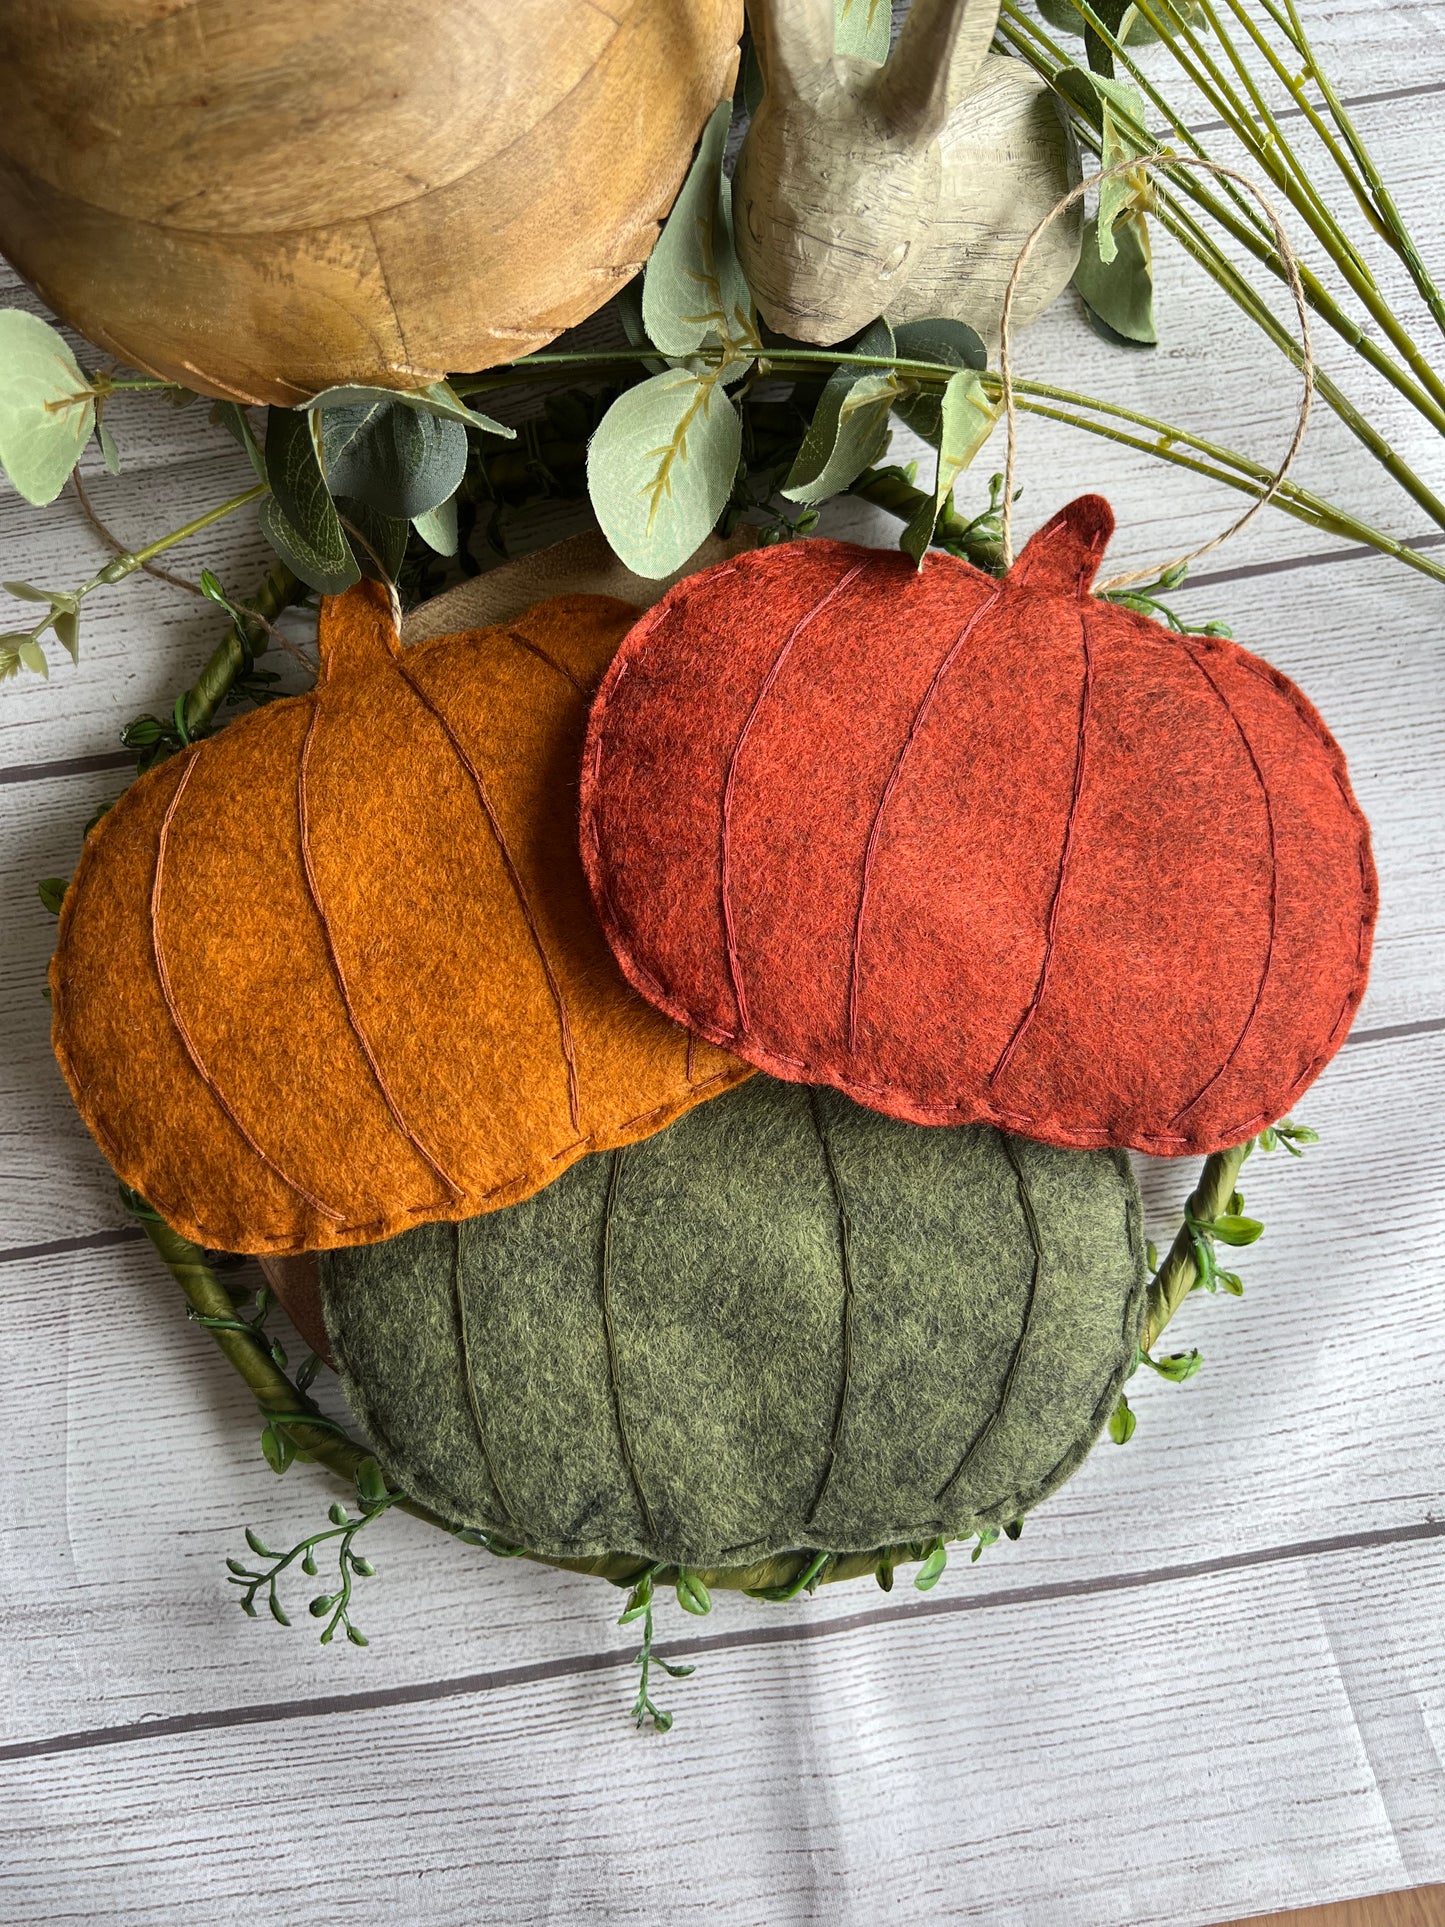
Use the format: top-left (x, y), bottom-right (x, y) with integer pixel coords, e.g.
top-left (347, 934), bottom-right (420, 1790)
top-left (262, 406), bottom-right (360, 595)
top-left (0, 310), bottom-right (96, 507)
top-left (900, 368), bottom-right (1000, 566)
top-left (318, 394), bottom-right (468, 522)
top-left (586, 367), bottom-right (744, 578)
top-left (642, 98), bottom-right (755, 365)
top-left (782, 319), bottom-right (901, 505)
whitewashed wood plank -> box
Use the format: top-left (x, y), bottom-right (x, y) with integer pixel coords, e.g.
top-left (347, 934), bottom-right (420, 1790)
top-left (1, 1540), bottom-right (1441, 1925)
top-left (1, 1027), bottom-right (1441, 1742)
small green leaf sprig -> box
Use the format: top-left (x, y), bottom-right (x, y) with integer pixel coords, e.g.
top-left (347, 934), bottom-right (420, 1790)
top-left (228, 1457), bottom-right (397, 1647)
top-left (1108, 1119), bottom-right (1319, 1443)
top-left (1103, 559), bottom-right (1234, 637)
top-left (618, 1565), bottom-right (706, 1732)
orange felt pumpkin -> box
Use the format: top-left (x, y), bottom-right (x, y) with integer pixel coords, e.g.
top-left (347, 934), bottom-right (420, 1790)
top-left (51, 580), bottom-right (748, 1256)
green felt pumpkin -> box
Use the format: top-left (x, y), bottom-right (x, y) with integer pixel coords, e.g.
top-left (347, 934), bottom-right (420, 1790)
top-left (320, 1077), bottom-right (1147, 1588)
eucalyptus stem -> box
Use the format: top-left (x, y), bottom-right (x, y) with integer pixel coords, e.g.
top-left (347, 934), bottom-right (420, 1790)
top-left (1142, 1144), bottom-right (1251, 1350)
top-left (102, 482), bottom-right (270, 583)
top-left (461, 342), bottom-right (1438, 577)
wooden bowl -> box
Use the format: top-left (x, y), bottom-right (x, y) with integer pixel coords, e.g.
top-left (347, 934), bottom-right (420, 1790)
top-left (0, 0), bottom-right (741, 404)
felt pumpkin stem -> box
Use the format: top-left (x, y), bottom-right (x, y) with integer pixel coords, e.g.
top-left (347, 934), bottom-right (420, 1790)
top-left (1141, 1144), bottom-right (1251, 1353)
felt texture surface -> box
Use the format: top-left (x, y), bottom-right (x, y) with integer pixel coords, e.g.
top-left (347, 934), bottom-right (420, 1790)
top-left (50, 581), bottom-right (749, 1255)
top-left (321, 1076), bottom-right (1147, 1570)
top-left (580, 496), bottom-right (1377, 1156)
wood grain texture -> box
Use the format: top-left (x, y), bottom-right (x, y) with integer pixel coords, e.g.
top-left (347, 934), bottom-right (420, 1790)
top-left (1225, 1887), bottom-right (1445, 1926)
top-left (2, 3), bottom-right (1444, 1916)
top-left (0, 0), bottom-right (742, 402)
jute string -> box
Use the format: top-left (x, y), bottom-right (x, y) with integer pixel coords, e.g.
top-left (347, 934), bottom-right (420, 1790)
top-left (998, 154), bottom-right (1315, 590)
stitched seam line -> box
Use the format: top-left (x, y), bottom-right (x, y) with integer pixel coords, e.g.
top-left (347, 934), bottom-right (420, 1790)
top-left (720, 560), bottom-right (873, 1037)
top-left (935, 1131), bottom-right (1043, 1504)
top-left (847, 584), bottom-right (1004, 1054)
top-left (499, 624), bottom-right (587, 695)
top-left (452, 1220), bottom-right (520, 1531)
top-left (393, 657), bottom-right (583, 1136)
top-left (598, 1148), bottom-right (657, 1543)
top-left (152, 748), bottom-right (345, 1225)
top-left (804, 1091), bottom-right (856, 1531)
top-left (1169, 643), bottom-right (1280, 1127)
top-left (990, 596), bottom-right (1096, 1088)
top-left (297, 703), bottom-right (463, 1202)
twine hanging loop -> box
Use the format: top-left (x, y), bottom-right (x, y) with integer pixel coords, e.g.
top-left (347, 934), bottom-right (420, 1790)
top-left (996, 154), bottom-right (1315, 591)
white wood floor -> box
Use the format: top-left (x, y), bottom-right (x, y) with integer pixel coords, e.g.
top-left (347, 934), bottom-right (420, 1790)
top-left (2, 4), bottom-right (1444, 1920)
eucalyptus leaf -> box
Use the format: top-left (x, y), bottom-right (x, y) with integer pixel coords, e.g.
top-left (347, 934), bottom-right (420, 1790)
top-left (53, 608), bottom-right (79, 662)
top-left (782, 370), bottom-right (899, 503)
top-left (643, 99), bottom-right (755, 364)
top-left (264, 407), bottom-right (358, 590)
top-left (1074, 213), bottom-right (1157, 346)
top-left (214, 400), bottom-right (268, 482)
top-left (0, 310), bottom-right (96, 506)
top-left (1054, 67), bottom-right (1149, 148)
top-left (587, 368), bottom-right (742, 578)
top-left (891, 316), bottom-right (987, 444)
top-left (319, 396), bottom-right (467, 520)
top-left (260, 493), bottom-right (361, 596)
top-left (18, 639), bottom-right (48, 678)
top-left (336, 497), bottom-right (408, 582)
top-left (305, 380), bottom-right (515, 440)
top-left (835, 0), bottom-right (890, 59)
top-left (1080, 76), bottom-right (1151, 266)
top-left (900, 368), bottom-right (999, 566)
top-left (782, 318), bottom-right (898, 503)
top-left (413, 497), bottom-right (459, 556)
top-left (97, 421), bottom-right (121, 476)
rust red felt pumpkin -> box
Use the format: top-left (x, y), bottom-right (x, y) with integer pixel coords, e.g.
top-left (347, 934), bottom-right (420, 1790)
top-left (580, 495), bottom-right (1376, 1157)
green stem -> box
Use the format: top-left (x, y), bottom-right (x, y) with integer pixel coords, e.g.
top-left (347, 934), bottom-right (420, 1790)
top-left (997, 3), bottom-right (1445, 507)
top-left (1274, 0), bottom-right (1445, 343)
top-left (179, 558), bottom-right (302, 741)
top-left (1143, 1145), bottom-right (1252, 1351)
top-left (1122, 0), bottom-right (1445, 421)
top-left (135, 1209), bottom-right (462, 1529)
top-left (1007, 396), bottom-right (1445, 581)
top-left (81, 482), bottom-right (270, 602)
top-left (1153, 194), bottom-right (1445, 535)
top-left (469, 335), bottom-right (1445, 578)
